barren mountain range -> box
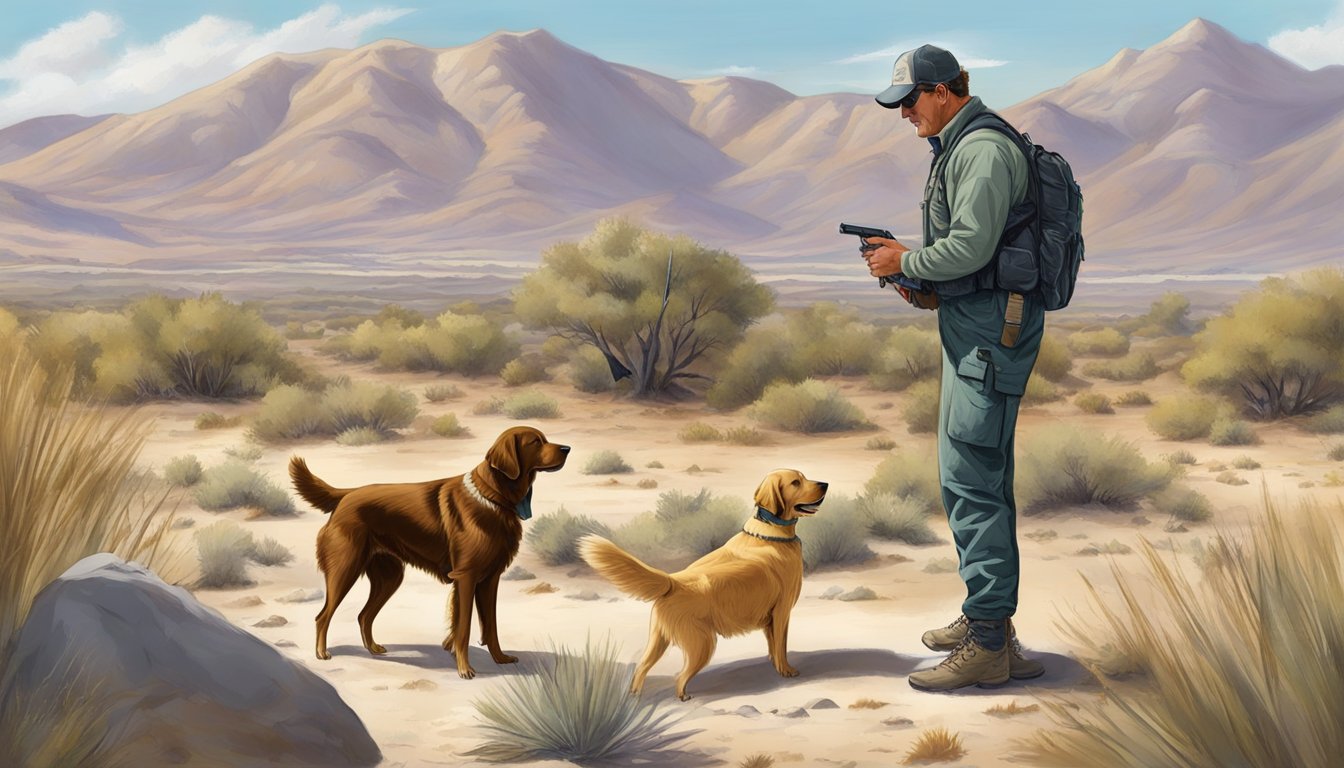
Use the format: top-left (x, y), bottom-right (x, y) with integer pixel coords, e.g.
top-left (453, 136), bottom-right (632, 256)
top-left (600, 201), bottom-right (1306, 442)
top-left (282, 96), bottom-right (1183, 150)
top-left (0, 18), bottom-right (1341, 279)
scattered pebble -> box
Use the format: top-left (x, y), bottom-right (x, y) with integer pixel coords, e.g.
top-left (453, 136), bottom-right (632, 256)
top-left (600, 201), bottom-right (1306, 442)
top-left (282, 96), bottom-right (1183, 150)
top-left (882, 716), bottom-right (914, 728)
top-left (1131, 516), bottom-right (1151, 526)
top-left (819, 586), bottom-right (844, 600)
top-left (401, 679), bottom-right (439, 691)
top-left (566, 590), bottom-right (602, 601)
top-left (838, 587), bottom-right (878, 602)
top-left (776, 707), bottom-right (809, 718)
top-left (502, 566), bottom-right (535, 581)
top-left (252, 615), bottom-right (287, 628)
top-left (806, 698), bottom-right (839, 710)
top-left (171, 517), bottom-right (196, 529)
top-left (224, 596), bottom-right (263, 608)
top-left (734, 705), bottom-right (762, 718)
top-left (277, 588), bottom-right (324, 603)
top-left (274, 639), bottom-right (297, 648)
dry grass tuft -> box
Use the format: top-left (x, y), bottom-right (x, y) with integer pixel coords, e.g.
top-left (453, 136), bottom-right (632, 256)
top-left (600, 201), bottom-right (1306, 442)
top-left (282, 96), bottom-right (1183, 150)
top-left (738, 754), bottom-right (775, 768)
top-left (903, 727), bottom-right (966, 764)
top-left (849, 698), bottom-right (890, 709)
top-left (985, 701), bottom-right (1041, 717)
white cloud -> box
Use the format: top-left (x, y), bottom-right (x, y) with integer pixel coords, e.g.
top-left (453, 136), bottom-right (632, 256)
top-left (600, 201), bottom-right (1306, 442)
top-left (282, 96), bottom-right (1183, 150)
top-left (0, 4), bottom-right (412, 126)
top-left (835, 40), bottom-right (1008, 70)
top-left (705, 65), bottom-right (761, 77)
top-left (1269, 2), bottom-right (1344, 69)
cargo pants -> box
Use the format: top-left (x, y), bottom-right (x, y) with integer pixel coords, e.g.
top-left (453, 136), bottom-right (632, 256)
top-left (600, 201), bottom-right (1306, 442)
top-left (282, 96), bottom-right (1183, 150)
top-left (935, 289), bottom-right (1044, 620)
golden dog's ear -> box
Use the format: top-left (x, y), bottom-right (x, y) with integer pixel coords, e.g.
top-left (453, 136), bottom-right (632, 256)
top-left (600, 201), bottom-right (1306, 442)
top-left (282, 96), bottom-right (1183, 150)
top-left (753, 473), bottom-right (787, 515)
top-left (487, 432), bottom-right (521, 481)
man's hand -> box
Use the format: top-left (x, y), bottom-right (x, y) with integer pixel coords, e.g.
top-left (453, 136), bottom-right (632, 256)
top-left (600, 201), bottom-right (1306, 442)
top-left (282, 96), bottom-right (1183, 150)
top-left (862, 236), bottom-right (910, 279)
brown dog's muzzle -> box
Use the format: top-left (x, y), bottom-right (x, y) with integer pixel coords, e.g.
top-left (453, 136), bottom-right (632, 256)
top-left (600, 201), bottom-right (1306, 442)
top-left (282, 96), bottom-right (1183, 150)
top-left (539, 443), bottom-right (570, 472)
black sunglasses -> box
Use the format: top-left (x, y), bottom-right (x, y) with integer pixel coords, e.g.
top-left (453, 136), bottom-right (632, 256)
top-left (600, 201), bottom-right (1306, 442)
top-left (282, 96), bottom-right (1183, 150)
top-left (893, 86), bottom-right (935, 110)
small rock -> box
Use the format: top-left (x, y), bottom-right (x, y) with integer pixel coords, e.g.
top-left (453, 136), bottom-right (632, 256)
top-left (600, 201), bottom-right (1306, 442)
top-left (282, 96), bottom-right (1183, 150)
top-left (372, 685), bottom-right (388, 691)
top-left (224, 596), bottom-right (263, 608)
top-left (566, 590), bottom-right (601, 601)
top-left (277, 588), bottom-right (324, 604)
top-left (274, 640), bottom-right (298, 648)
top-left (501, 566), bottom-right (535, 581)
top-left (819, 586), bottom-right (844, 600)
top-left (806, 697), bottom-right (840, 710)
top-left (171, 517), bottom-right (196, 530)
top-left (252, 615), bottom-right (287, 628)
top-left (524, 582), bottom-right (558, 595)
top-left (882, 716), bottom-right (915, 728)
top-left (776, 707), bottom-right (809, 718)
top-left (566, 568), bottom-right (585, 578)
top-left (685, 464), bottom-right (703, 473)
top-left (734, 705), bottom-right (762, 718)
top-left (1131, 516), bottom-right (1151, 526)
top-left (838, 587), bottom-right (878, 602)
top-left (1164, 521), bottom-right (1189, 533)
top-left (401, 679), bottom-right (438, 691)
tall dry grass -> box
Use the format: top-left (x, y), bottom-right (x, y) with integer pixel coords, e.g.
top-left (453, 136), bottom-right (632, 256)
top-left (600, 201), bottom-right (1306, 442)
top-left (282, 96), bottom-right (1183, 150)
top-left (1019, 491), bottom-right (1344, 767)
top-left (0, 340), bottom-right (184, 767)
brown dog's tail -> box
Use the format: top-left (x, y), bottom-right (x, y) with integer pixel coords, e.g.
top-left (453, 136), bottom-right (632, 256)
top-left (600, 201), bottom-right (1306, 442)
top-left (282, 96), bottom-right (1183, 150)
top-left (288, 456), bottom-right (349, 514)
top-left (579, 535), bottom-right (677, 601)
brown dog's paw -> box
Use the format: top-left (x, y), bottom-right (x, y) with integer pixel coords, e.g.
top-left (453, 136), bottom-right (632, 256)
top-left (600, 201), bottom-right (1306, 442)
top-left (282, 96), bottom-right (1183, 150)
top-left (316, 649), bottom-right (332, 661)
top-left (367, 643), bottom-right (387, 655)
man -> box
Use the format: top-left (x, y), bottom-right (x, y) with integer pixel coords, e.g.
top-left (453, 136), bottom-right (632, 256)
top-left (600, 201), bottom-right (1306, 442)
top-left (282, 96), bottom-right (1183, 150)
top-left (862, 44), bottom-right (1046, 691)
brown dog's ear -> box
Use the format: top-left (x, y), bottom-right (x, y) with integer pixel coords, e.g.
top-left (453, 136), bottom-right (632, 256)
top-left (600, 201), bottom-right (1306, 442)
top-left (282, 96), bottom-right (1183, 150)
top-left (753, 472), bottom-right (787, 515)
top-left (487, 431), bottom-right (522, 481)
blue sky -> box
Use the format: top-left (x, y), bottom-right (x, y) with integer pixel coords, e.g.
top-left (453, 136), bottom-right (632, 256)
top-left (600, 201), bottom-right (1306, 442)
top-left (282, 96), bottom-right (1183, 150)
top-left (2, 1), bottom-right (1342, 126)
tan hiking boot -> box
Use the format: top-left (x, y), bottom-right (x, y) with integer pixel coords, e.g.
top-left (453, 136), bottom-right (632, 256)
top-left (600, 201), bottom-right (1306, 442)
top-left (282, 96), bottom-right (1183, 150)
top-left (909, 634), bottom-right (1010, 692)
top-left (924, 615), bottom-right (1044, 680)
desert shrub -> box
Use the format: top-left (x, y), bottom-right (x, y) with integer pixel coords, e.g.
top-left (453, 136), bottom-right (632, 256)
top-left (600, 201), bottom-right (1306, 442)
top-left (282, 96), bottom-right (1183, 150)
top-left (283, 320), bottom-right (324, 340)
top-left (1182, 268), bottom-right (1344, 419)
top-left (637, 478), bottom-right (658, 489)
top-left (866, 436), bottom-right (897, 451)
top-left (526, 508), bottom-right (611, 566)
top-left (801, 494), bottom-right (875, 571)
top-left (860, 492), bottom-right (940, 545)
top-left (1216, 471), bottom-right (1248, 486)
top-left (323, 380), bottom-right (419, 435)
top-left (678, 422), bottom-right (721, 443)
top-left (1021, 498), bottom-right (1344, 768)
top-left (749, 379), bottom-right (870, 433)
top-left (250, 536), bottom-right (294, 567)
top-left (502, 391), bottom-right (560, 419)
top-left (1328, 443), bottom-right (1344, 461)
top-left (901, 379), bottom-right (941, 433)
top-left (162, 455), bottom-right (203, 487)
top-left (568, 347), bottom-right (620, 394)
top-left (1123, 292), bottom-right (1194, 337)
top-left (1017, 427), bottom-right (1174, 513)
top-left (707, 330), bottom-right (805, 410)
top-left (868, 328), bottom-right (940, 391)
top-left (613, 490), bottom-right (744, 566)
top-left (1115, 390), bottom-right (1153, 406)
top-left (1034, 332), bottom-right (1073, 382)
top-left (195, 411), bottom-right (242, 430)
top-left (223, 445), bottom-right (263, 462)
top-left (431, 413), bottom-right (470, 438)
top-left (1209, 418), bottom-right (1259, 446)
top-left (1146, 394), bottom-right (1221, 440)
top-left (864, 451), bottom-right (941, 513)
top-left (1074, 392), bottom-right (1113, 414)
top-left (195, 521), bottom-right (255, 588)
top-left (1151, 485), bottom-right (1212, 523)
top-left (1162, 449), bottom-right (1198, 466)
top-left (1082, 351), bottom-right (1158, 382)
top-left (1023, 374), bottom-right (1062, 405)
top-left (645, 460), bottom-right (664, 469)
top-left (1231, 455), bottom-right (1262, 470)
top-left (466, 637), bottom-right (692, 763)
top-left (787, 303), bottom-right (884, 376)
top-left (1325, 470), bottom-right (1344, 487)
top-left (424, 383), bottom-right (463, 402)
top-left (323, 309), bottom-right (519, 376)
top-left (1305, 405), bottom-right (1344, 434)
top-left (1067, 328), bottom-right (1130, 357)
top-left (501, 354), bottom-right (550, 387)
top-left (473, 397), bottom-right (504, 415)
top-left (335, 427), bottom-right (385, 446)
top-left (723, 426), bottom-right (770, 446)
top-left (904, 727), bottom-right (966, 765)
top-left (194, 460), bottom-right (295, 516)
top-left (248, 385), bottom-right (328, 442)
top-left (583, 450), bottom-right (633, 475)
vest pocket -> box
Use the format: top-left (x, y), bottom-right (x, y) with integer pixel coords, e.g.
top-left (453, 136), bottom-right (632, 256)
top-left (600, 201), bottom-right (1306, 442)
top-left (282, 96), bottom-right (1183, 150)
top-left (948, 350), bottom-right (1005, 448)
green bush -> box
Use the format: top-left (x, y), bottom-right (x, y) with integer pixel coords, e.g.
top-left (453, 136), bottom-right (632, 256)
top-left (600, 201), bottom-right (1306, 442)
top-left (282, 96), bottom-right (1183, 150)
top-left (424, 383), bottom-right (463, 402)
top-left (786, 303), bottom-right (884, 376)
top-left (1034, 332), bottom-right (1074, 382)
top-left (501, 354), bottom-right (550, 387)
top-left (749, 379), bottom-right (871, 433)
top-left (163, 455), bottom-right (203, 487)
top-left (223, 445), bottom-right (263, 462)
top-left (678, 422), bottom-right (722, 443)
top-left (1017, 427), bottom-right (1174, 513)
top-left (1162, 449), bottom-right (1198, 466)
top-left (866, 436), bottom-right (897, 451)
top-left (583, 451), bottom-right (632, 475)
top-left (1067, 328), bottom-right (1130, 357)
top-left (868, 329), bottom-right (940, 391)
top-left (284, 320), bottom-right (325, 340)
top-left (195, 521), bottom-right (255, 588)
top-left (901, 379), bottom-right (941, 433)
top-left (195, 412), bottom-right (242, 430)
top-left (473, 397), bottom-right (504, 415)
top-left (1082, 352), bottom-right (1158, 382)
top-left (250, 536), bottom-right (294, 566)
top-left (706, 330), bottom-right (804, 410)
top-left (322, 309), bottom-right (519, 376)
top-left (568, 347), bottom-right (620, 394)
top-left (1023, 374), bottom-right (1063, 405)
top-left (860, 492), bottom-right (940, 545)
top-left (1115, 390), bottom-right (1153, 407)
top-left (1231, 455), bottom-right (1262, 470)
top-left (466, 637), bottom-right (692, 763)
top-left (502, 391), bottom-right (560, 419)
top-left (864, 451), bottom-right (941, 513)
top-left (248, 385), bottom-right (329, 442)
top-left (1151, 485), bottom-right (1212, 523)
top-left (1209, 419), bottom-right (1259, 446)
top-left (431, 413), bottom-right (470, 438)
top-left (637, 478), bottom-right (658, 489)
top-left (194, 460), bottom-right (296, 516)
top-left (250, 381), bottom-right (418, 443)
top-left (1305, 405), bottom-right (1344, 434)
top-left (1146, 394), bottom-right (1221, 440)
top-left (612, 489), bottom-right (745, 567)
top-left (1215, 471), bottom-right (1248, 486)
top-left (335, 427), bottom-right (385, 446)
top-left (526, 508), bottom-right (611, 566)
top-left (801, 495), bottom-right (875, 571)
top-left (723, 426), bottom-right (770, 446)
top-left (1074, 392), bottom-right (1114, 414)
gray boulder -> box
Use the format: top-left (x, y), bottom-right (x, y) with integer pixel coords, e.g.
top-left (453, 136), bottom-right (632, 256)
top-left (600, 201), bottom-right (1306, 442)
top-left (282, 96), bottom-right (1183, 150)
top-left (7, 554), bottom-right (380, 767)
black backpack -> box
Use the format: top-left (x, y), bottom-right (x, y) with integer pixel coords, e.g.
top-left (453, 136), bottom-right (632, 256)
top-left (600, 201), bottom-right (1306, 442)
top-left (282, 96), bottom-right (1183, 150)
top-left (937, 111), bottom-right (1085, 310)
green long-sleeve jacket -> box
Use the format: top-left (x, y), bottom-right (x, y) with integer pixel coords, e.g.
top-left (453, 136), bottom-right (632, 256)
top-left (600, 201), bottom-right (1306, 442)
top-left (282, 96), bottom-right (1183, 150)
top-left (901, 97), bottom-right (1028, 282)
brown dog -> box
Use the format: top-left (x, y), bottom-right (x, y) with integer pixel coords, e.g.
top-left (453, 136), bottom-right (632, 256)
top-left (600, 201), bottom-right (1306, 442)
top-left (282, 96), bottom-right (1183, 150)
top-left (288, 426), bottom-right (569, 678)
top-left (580, 469), bottom-right (827, 699)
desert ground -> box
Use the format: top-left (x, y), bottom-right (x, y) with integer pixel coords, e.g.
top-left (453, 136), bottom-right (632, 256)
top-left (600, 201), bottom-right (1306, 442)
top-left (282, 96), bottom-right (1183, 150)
top-left (130, 335), bottom-right (1338, 768)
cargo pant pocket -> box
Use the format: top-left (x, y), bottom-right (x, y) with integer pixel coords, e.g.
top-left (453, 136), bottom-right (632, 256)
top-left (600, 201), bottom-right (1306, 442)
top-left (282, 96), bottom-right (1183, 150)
top-left (948, 349), bottom-right (1005, 448)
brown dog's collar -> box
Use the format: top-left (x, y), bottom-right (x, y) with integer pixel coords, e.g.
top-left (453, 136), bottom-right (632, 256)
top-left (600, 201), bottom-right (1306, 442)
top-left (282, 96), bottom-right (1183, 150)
top-left (463, 471), bottom-right (503, 512)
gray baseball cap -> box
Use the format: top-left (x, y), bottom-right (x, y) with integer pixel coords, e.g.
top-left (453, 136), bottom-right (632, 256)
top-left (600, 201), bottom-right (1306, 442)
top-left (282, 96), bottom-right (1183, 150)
top-left (875, 44), bottom-right (961, 109)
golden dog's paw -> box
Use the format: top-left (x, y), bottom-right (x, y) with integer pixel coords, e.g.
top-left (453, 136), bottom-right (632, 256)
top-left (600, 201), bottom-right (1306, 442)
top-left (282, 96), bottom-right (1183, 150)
top-left (442, 638), bottom-right (454, 652)
top-left (459, 666), bottom-right (477, 680)
top-left (777, 664), bottom-right (800, 677)
top-left (492, 653), bottom-right (519, 664)
top-left (316, 648), bottom-right (332, 661)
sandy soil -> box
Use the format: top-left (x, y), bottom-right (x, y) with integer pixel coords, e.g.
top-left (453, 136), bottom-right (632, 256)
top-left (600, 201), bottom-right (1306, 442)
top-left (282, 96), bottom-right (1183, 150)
top-left (131, 338), bottom-right (1342, 768)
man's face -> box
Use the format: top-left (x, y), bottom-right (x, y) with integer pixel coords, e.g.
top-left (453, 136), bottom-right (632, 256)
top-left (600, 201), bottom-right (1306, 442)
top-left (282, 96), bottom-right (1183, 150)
top-left (901, 84), bottom-right (951, 138)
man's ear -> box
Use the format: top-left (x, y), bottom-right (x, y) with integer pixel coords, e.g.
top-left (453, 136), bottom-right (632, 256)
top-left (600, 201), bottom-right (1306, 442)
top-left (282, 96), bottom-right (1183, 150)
top-left (487, 432), bottom-right (521, 481)
top-left (753, 473), bottom-right (787, 515)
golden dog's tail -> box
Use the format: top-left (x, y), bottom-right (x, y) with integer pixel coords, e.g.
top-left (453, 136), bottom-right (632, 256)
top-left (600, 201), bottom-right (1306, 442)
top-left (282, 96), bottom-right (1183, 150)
top-left (288, 456), bottom-right (349, 514)
top-left (579, 535), bottom-right (676, 601)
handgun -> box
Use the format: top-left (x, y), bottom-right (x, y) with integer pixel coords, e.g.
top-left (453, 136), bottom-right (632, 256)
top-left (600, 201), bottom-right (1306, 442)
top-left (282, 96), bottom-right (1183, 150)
top-left (838, 223), bottom-right (928, 293)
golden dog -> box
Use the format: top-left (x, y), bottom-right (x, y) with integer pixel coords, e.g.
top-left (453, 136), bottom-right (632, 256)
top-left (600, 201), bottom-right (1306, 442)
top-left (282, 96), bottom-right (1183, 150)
top-left (580, 469), bottom-right (827, 699)
top-left (289, 426), bottom-right (569, 678)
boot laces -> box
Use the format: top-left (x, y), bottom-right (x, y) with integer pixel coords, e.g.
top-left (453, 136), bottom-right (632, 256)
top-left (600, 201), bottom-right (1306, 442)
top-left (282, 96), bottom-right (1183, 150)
top-left (936, 634), bottom-right (979, 671)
